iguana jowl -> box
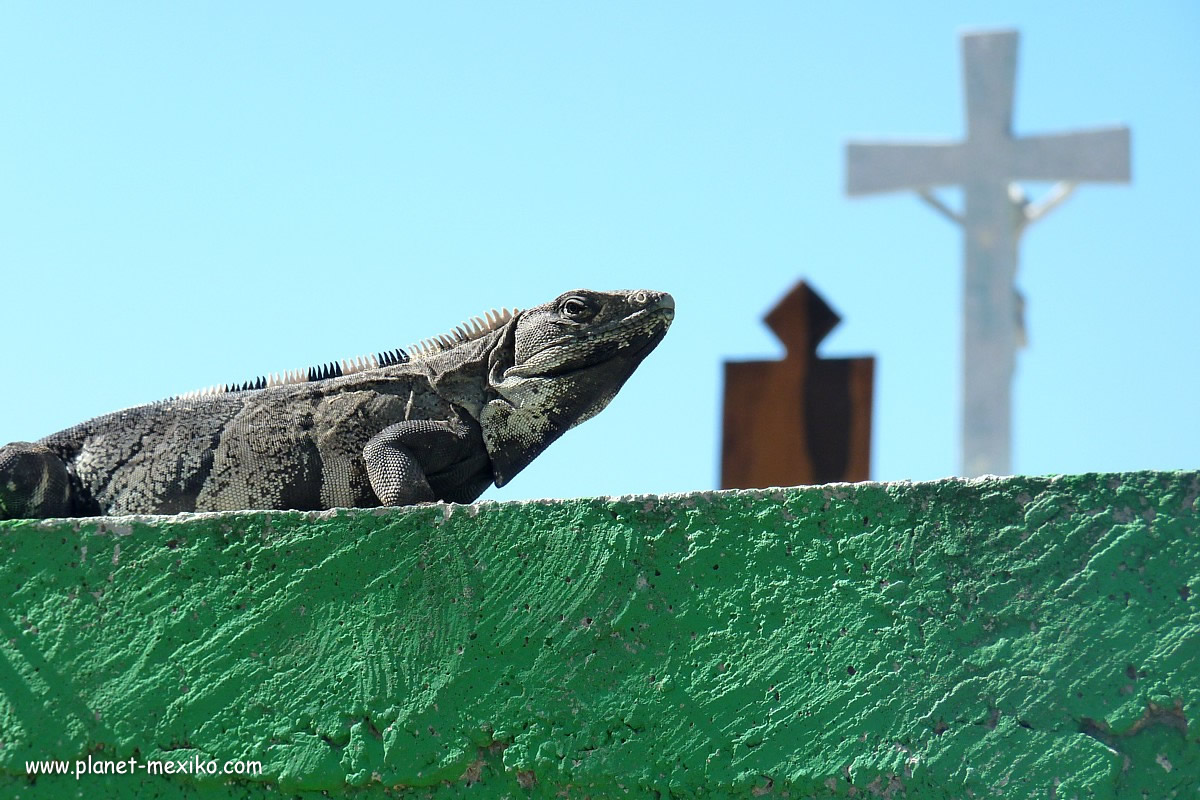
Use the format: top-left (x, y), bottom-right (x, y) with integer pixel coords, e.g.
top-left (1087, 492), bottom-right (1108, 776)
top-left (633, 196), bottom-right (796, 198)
top-left (0, 289), bottom-right (673, 518)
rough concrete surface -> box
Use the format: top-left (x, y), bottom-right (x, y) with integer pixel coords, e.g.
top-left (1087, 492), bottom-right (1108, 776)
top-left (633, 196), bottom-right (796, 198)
top-left (0, 471), bottom-right (1196, 798)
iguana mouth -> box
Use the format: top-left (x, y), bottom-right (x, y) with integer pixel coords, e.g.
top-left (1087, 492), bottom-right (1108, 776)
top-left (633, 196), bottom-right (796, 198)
top-left (620, 306), bottom-right (674, 353)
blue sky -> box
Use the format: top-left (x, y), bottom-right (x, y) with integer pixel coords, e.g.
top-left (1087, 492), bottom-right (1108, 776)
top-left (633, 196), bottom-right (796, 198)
top-left (1, 3), bottom-right (1196, 502)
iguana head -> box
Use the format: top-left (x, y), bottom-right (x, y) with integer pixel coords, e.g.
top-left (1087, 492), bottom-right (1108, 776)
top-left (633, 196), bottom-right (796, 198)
top-left (481, 289), bottom-right (674, 486)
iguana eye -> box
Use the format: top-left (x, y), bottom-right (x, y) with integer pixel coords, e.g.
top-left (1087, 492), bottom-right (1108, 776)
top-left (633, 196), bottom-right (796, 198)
top-left (560, 296), bottom-right (592, 320)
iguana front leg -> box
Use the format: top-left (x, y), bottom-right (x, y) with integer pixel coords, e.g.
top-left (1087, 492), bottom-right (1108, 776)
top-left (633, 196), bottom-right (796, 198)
top-left (362, 419), bottom-right (476, 506)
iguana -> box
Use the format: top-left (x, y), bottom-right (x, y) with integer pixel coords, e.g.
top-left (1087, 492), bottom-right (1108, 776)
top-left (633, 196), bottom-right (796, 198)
top-left (0, 289), bottom-right (673, 519)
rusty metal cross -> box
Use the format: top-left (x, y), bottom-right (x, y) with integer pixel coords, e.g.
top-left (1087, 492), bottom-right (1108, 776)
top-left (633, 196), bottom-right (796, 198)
top-left (722, 282), bottom-right (874, 489)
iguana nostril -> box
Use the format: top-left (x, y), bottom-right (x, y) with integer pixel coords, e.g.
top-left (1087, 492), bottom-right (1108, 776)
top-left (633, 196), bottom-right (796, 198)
top-left (634, 291), bottom-right (649, 305)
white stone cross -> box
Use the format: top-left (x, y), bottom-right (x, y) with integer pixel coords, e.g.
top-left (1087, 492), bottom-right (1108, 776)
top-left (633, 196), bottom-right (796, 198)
top-left (845, 30), bottom-right (1130, 477)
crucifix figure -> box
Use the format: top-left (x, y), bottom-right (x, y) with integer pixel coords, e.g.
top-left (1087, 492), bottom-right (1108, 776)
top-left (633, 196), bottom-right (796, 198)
top-left (845, 30), bottom-right (1130, 477)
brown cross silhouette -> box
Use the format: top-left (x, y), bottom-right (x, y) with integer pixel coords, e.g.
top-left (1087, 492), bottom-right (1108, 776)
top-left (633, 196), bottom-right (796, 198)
top-left (721, 282), bottom-right (874, 489)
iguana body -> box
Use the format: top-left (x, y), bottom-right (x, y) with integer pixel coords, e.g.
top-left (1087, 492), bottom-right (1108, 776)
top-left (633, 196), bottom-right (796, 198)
top-left (0, 289), bottom-right (673, 518)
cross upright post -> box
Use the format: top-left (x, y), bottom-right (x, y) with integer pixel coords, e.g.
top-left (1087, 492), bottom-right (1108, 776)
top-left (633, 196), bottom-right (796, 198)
top-left (845, 30), bottom-right (1130, 477)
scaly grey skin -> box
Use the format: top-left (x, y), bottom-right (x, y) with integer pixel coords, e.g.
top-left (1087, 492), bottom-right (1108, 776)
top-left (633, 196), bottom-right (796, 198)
top-left (0, 289), bottom-right (674, 518)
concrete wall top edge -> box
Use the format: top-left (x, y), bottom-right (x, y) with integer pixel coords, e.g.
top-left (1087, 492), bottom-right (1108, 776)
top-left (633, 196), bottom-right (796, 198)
top-left (7, 468), bottom-right (1194, 528)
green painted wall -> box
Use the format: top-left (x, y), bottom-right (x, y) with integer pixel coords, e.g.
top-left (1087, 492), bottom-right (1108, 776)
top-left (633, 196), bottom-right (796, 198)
top-left (0, 471), bottom-right (1196, 798)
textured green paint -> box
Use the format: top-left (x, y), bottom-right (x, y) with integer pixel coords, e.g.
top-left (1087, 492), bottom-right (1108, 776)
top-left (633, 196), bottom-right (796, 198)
top-left (0, 471), bottom-right (1197, 799)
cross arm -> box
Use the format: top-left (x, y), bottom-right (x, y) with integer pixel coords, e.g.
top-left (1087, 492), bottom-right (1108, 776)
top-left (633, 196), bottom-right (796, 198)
top-left (845, 141), bottom-right (964, 196)
top-left (1010, 127), bottom-right (1131, 183)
